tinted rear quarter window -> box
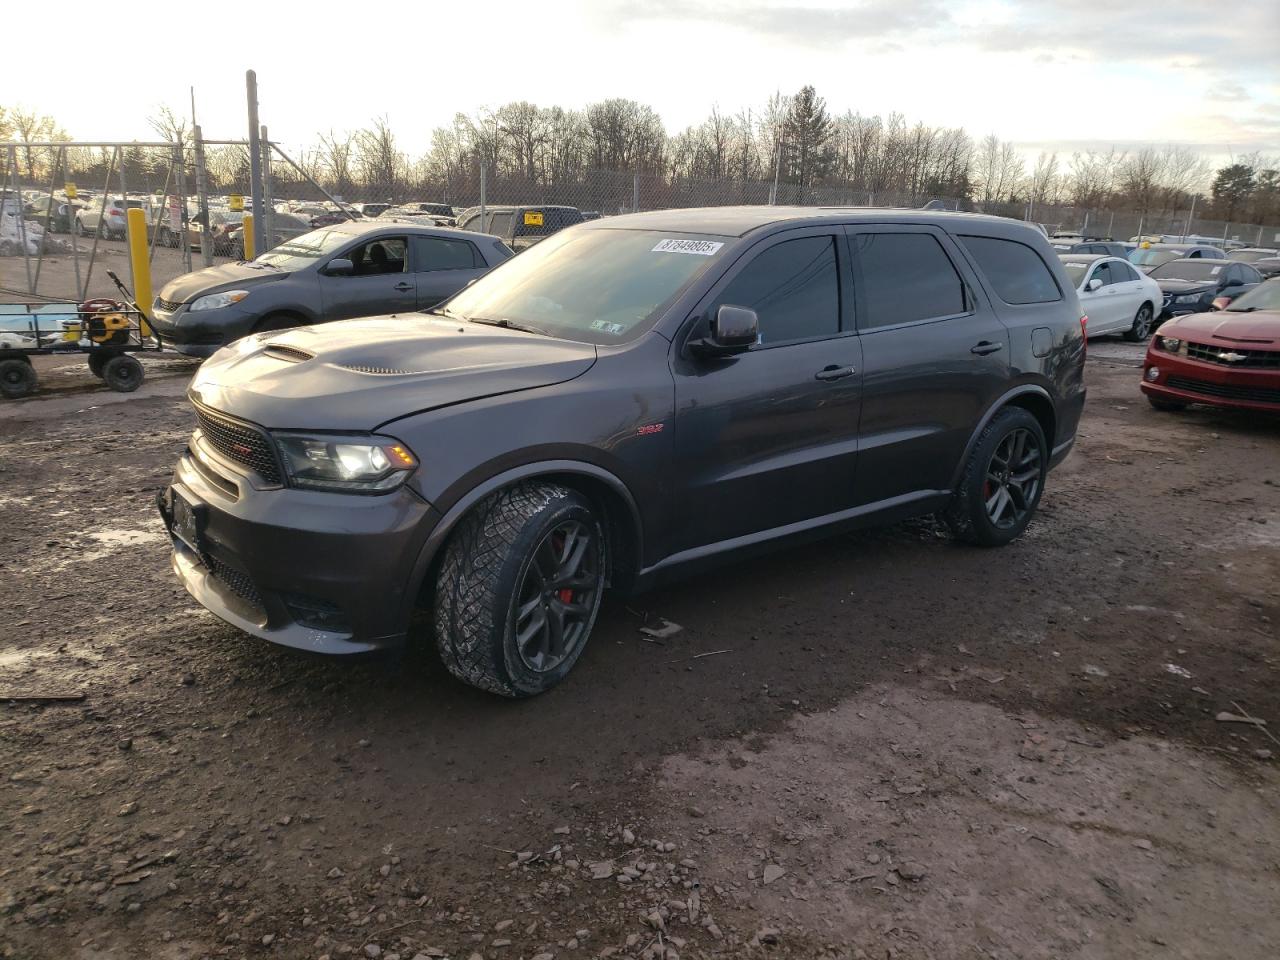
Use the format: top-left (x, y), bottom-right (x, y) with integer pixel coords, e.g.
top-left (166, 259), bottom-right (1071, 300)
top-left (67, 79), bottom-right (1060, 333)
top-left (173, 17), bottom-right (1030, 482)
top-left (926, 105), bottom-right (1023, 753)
top-left (854, 232), bottom-right (966, 329)
top-left (416, 236), bottom-right (479, 271)
top-left (486, 212), bottom-right (514, 237)
top-left (959, 235), bottom-right (1061, 305)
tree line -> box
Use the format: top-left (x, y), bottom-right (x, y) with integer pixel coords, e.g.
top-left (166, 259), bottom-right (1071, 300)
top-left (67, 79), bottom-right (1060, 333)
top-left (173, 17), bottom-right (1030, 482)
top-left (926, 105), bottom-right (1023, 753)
top-left (3, 92), bottom-right (1278, 228)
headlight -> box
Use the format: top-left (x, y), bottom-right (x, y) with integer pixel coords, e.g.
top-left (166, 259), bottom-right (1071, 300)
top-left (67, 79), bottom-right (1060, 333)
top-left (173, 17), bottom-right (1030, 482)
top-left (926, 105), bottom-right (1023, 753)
top-left (190, 289), bottom-right (251, 312)
top-left (273, 433), bottom-right (417, 492)
top-left (1173, 293), bottom-right (1203, 305)
top-left (1159, 337), bottom-right (1181, 352)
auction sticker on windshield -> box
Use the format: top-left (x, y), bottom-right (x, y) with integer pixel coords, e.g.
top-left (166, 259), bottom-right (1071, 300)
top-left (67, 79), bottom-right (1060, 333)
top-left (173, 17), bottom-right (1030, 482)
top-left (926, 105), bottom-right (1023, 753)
top-left (652, 238), bottom-right (724, 255)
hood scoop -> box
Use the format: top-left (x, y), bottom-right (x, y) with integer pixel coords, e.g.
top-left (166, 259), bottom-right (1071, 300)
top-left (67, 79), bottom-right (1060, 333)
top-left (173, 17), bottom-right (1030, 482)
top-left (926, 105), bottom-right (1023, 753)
top-left (261, 343), bottom-right (315, 363)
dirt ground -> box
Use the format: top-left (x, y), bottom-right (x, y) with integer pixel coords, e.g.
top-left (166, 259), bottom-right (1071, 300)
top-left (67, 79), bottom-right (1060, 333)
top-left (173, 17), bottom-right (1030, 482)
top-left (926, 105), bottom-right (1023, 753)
top-left (1, 340), bottom-right (1277, 960)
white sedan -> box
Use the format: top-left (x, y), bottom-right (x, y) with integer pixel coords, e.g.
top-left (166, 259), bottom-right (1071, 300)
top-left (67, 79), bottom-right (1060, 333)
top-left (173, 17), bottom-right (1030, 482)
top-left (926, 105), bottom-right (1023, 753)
top-left (1059, 254), bottom-right (1162, 341)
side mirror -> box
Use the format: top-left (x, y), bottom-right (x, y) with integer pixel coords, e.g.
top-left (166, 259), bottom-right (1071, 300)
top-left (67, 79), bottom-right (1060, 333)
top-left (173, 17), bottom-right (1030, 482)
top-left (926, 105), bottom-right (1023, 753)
top-left (1087, 278), bottom-right (1103, 291)
top-left (324, 258), bottom-right (354, 277)
top-left (690, 304), bottom-right (759, 358)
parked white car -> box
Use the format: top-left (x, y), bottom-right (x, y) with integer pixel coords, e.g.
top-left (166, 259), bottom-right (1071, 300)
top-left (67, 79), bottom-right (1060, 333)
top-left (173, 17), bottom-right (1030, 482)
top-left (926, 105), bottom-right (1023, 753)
top-left (1059, 254), bottom-right (1161, 341)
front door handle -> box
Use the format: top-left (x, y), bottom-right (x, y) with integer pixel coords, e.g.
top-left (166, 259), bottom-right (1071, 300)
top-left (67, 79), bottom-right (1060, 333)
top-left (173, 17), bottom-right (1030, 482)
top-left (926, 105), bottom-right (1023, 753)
top-left (814, 365), bottom-right (855, 382)
top-left (393, 281), bottom-right (413, 292)
top-left (970, 341), bottom-right (1003, 356)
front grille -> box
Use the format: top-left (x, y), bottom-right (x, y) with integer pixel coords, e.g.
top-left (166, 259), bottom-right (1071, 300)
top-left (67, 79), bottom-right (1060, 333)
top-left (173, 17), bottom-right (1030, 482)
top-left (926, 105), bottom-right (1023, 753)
top-left (155, 296), bottom-right (183, 313)
top-left (195, 406), bottom-right (282, 483)
top-left (1166, 376), bottom-right (1280, 405)
top-left (206, 553), bottom-right (264, 610)
top-left (1186, 342), bottom-right (1280, 369)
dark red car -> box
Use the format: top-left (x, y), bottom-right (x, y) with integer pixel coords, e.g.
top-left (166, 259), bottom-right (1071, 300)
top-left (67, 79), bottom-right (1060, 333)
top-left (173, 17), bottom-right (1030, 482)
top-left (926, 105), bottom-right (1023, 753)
top-left (1142, 277), bottom-right (1280, 414)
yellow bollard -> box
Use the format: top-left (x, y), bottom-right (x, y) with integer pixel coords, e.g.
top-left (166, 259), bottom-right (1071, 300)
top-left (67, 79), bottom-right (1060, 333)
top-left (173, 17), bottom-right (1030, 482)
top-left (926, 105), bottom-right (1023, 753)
top-left (242, 213), bottom-right (255, 261)
top-left (125, 207), bottom-right (153, 336)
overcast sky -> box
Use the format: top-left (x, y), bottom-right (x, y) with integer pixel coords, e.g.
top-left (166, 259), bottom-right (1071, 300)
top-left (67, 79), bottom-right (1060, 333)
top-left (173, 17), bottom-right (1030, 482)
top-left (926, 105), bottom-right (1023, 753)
top-left (6, 0), bottom-right (1278, 166)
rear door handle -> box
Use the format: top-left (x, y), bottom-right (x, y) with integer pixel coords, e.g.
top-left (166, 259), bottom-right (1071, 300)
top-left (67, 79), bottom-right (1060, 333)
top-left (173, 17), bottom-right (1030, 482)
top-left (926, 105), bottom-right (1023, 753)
top-left (393, 282), bottom-right (413, 292)
top-left (814, 365), bottom-right (855, 382)
top-left (970, 341), bottom-right (1003, 356)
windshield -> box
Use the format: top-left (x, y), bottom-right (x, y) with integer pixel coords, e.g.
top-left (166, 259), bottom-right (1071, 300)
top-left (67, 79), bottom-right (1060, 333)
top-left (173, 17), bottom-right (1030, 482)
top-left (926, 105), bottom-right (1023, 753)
top-left (439, 228), bottom-right (731, 344)
top-left (1225, 277), bottom-right (1280, 312)
top-left (1231, 250), bottom-right (1276, 263)
top-left (1060, 261), bottom-right (1093, 287)
top-left (1149, 260), bottom-right (1226, 282)
top-left (1129, 248), bottom-right (1182, 267)
top-left (255, 227), bottom-right (353, 269)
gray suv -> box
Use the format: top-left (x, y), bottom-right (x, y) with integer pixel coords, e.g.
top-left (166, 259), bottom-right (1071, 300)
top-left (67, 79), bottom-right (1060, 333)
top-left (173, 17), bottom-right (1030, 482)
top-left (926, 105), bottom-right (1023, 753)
top-left (150, 221), bottom-right (512, 356)
top-left (159, 207), bottom-right (1086, 697)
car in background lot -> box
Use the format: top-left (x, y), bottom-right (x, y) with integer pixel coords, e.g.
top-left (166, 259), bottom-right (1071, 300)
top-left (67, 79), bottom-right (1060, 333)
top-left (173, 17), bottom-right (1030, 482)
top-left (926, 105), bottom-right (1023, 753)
top-left (352, 202), bottom-right (392, 219)
top-left (217, 212), bottom-right (313, 258)
top-left (1230, 248), bottom-right (1279, 265)
top-left (1059, 254), bottom-right (1161, 340)
top-left (1251, 256), bottom-right (1280, 279)
top-left (1142, 278), bottom-right (1280, 414)
top-left (456, 204), bottom-right (585, 251)
top-left (23, 196), bottom-right (82, 233)
top-left (1150, 259), bottom-right (1264, 323)
top-left (75, 197), bottom-right (152, 239)
top-left (149, 220), bottom-right (512, 356)
top-left (1128, 242), bottom-right (1225, 274)
top-left (158, 206), bottom-right (1085, 697)
top-left (1051, 238), bottom-right (1129, 258)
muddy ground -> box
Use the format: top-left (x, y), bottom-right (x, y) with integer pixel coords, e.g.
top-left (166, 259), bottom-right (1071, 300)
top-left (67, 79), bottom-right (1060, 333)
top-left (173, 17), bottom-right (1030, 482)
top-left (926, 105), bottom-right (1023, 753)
top-left (1, 341), bottom-right (1277, 960)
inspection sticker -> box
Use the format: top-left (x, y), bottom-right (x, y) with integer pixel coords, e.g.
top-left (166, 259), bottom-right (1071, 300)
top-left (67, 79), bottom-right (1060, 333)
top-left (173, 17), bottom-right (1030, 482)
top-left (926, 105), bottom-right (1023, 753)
top-left (652, 238), bottom-right (723, 256)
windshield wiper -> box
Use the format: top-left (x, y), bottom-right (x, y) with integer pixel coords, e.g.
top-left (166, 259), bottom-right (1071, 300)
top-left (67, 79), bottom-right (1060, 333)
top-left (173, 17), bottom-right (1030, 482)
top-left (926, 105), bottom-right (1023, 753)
top-left (468, 316), bottom-right (549, 336)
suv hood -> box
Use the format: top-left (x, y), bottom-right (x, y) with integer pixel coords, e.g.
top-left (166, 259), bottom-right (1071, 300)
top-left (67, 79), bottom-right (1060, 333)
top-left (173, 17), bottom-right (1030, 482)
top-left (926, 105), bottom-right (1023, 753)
top-left (159, 262), bottom-right (286, 304)
top-left (189, 315), bottom-right (598, 431)
top-left (1160, 309), bottom-right (1280, 346)
top-left (1156, 278), bottom-right (1215, 295)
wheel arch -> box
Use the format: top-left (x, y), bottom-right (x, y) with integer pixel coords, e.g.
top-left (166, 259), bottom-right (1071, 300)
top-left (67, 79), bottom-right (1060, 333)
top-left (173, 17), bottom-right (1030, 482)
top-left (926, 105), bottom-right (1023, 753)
top-left (401, 460), bottom-right (644, 626)
top-left (949, 385), bottom-right (1056, 491)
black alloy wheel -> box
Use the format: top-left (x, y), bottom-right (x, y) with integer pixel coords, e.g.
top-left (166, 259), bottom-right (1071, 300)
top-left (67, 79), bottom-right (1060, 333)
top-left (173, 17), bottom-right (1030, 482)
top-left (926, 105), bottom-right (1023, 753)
top-left (983, 427), bottom-right (1042, 530)
top-left (512, 519), bottom-right (602, 673)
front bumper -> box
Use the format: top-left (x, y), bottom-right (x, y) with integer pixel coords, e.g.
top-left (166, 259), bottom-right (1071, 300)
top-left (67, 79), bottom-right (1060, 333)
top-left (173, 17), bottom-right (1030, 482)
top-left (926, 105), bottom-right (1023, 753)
top-left (1141, 350), bottom-right (1280, 413)
top-left (1158, 297), bottom-right (1210, 321)
top-left (158, 433), bottom-right (438, 654)
top-left (150, 302), bottom-right (258, 357)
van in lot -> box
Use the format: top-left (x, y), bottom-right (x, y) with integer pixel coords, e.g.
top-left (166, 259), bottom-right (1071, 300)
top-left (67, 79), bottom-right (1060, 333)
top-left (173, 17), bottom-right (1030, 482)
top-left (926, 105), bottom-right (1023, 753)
top-left (160, 207), bottom-right (1086, 697)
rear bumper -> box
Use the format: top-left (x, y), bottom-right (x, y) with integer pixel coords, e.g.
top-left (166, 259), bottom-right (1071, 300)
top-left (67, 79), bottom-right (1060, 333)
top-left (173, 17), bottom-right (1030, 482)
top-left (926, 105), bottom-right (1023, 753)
top-left (1141, 352), bottom-right (1280, 413)
top-left (159, 438), bottom-right (438, 655)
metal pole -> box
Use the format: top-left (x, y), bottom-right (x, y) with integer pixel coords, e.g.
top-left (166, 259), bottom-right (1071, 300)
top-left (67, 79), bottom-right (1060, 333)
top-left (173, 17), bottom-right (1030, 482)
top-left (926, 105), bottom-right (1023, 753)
top-left (193, 125), bottom-right (213, 268)
top-left (1082, 210), bottom-right (1089, 235)
top-left (479, 161), bottom-right (487, 227)
top-left (1107, 210), bottom-right (1115, 239)
top-left (8, 147), bottom-right (34, 293)
top-left (67, 147), bottom-right (82, 296)
top-left (173, 142), bottom-right (192, 273)
top-left (83, 146), bottom-right (119, 298)
top-left (1183, 194), bottom-right (1197, 242)
top-left (246, 69), bottom-right (266, 256)
top-left (32, 142), bottom-right (63, 294)
top-left (267, 142), bottom-right (356, 217)
top-left (147, 158), bottom-right (174, 262)
top-left (633, 172), bottom-right (640, 213)
top-left (1136, 215), bottom-right (1144, 243)
top-left (1222, 220), bottom-right (1229, 245)
top-left (260, 124), bottom-right (274, 251)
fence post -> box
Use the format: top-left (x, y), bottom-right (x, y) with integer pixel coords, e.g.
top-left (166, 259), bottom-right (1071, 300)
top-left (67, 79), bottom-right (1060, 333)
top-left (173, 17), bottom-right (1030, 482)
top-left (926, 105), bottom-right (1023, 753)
top-left (173, 142), bottom-right (192, 274)
top-left (193, 125), bottom-right (213, 268)
top-left (126, 207), bottom-right (152, 333)
top-left (1136, 215), bottom-right (1144, 242)
top-left (7, 146), bottom-right (34, 293)
top-left (260, 124), bottom-right (274, 251)
top-left (1183, 194), bottom-right (1197, 242)
top-left (633, 172), bottom-right (640, 213)
top-left (479, 162), bottom-right (486, 227)
top-left (245, 70), bottom-right (266, 258)
top-left (66, 147), bottom-right (83, 296)
top-left (242, 213), bottom-right (255, 260)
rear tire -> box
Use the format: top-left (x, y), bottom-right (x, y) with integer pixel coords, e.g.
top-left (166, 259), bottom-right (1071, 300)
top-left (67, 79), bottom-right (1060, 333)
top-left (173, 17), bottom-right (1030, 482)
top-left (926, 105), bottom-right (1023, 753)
top-left (1147, 395), bottom-right (1187, 412)
top-left (433, 483), bottom-right (606, 698)
top-left (0, 358), bottom-right (38, 399)
top-left (102, 354), bottom-right (144, 393)
top-left (1124, 304), bottom-right (1154, 342)
top-left (945, 407), bottom-right (1047, 547)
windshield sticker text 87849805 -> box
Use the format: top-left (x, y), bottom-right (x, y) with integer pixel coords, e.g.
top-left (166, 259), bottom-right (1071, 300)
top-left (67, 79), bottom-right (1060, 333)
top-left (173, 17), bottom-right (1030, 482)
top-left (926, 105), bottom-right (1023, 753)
top-left (652, 239), bottom-right (724, 256)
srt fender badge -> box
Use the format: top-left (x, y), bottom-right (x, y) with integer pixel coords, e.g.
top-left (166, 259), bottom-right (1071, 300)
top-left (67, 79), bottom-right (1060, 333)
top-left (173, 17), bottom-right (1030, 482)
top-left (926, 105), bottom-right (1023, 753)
top-left (637, 423), bottom-right (665, 436)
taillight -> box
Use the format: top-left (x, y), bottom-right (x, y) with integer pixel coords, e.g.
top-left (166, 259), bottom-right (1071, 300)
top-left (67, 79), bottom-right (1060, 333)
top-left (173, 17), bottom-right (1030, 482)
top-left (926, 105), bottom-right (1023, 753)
top-left (1080, 314), bottom-right (1088, 357)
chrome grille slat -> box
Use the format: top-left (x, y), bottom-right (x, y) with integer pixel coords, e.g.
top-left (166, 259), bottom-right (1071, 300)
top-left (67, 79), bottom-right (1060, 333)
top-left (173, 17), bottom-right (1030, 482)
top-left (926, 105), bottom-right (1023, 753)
top-left (194, 405), bottom-right (282, 483)
top-left (155, 296), bottom-right (183, 313)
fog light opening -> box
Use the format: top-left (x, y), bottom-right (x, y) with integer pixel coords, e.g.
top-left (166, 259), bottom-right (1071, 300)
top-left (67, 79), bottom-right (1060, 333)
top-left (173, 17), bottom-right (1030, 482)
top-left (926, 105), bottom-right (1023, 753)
top-left (1146, 367), bottom-right (1160, 382)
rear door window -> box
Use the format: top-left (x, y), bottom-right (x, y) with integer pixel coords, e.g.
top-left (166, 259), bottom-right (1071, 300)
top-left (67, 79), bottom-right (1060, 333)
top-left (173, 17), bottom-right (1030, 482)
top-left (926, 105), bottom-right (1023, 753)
top-left (414, 235), bottom-right (480, 271)
top-left (853, 232), bottom-right (966, 329)
top-left (959, 235), bottom-right (1061, 304)
top-left (717, 235), bottom-right (840, 344)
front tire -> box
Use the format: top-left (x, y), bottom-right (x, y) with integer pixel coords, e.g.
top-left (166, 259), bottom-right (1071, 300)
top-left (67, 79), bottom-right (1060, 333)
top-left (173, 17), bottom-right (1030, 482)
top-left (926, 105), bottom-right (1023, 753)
top-left (434, 483), bottom-right (606, 698)
top-left (945, 407), bottom-right (1047, 547)
top-left (1124, 304), bottom-right (1154, 342)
